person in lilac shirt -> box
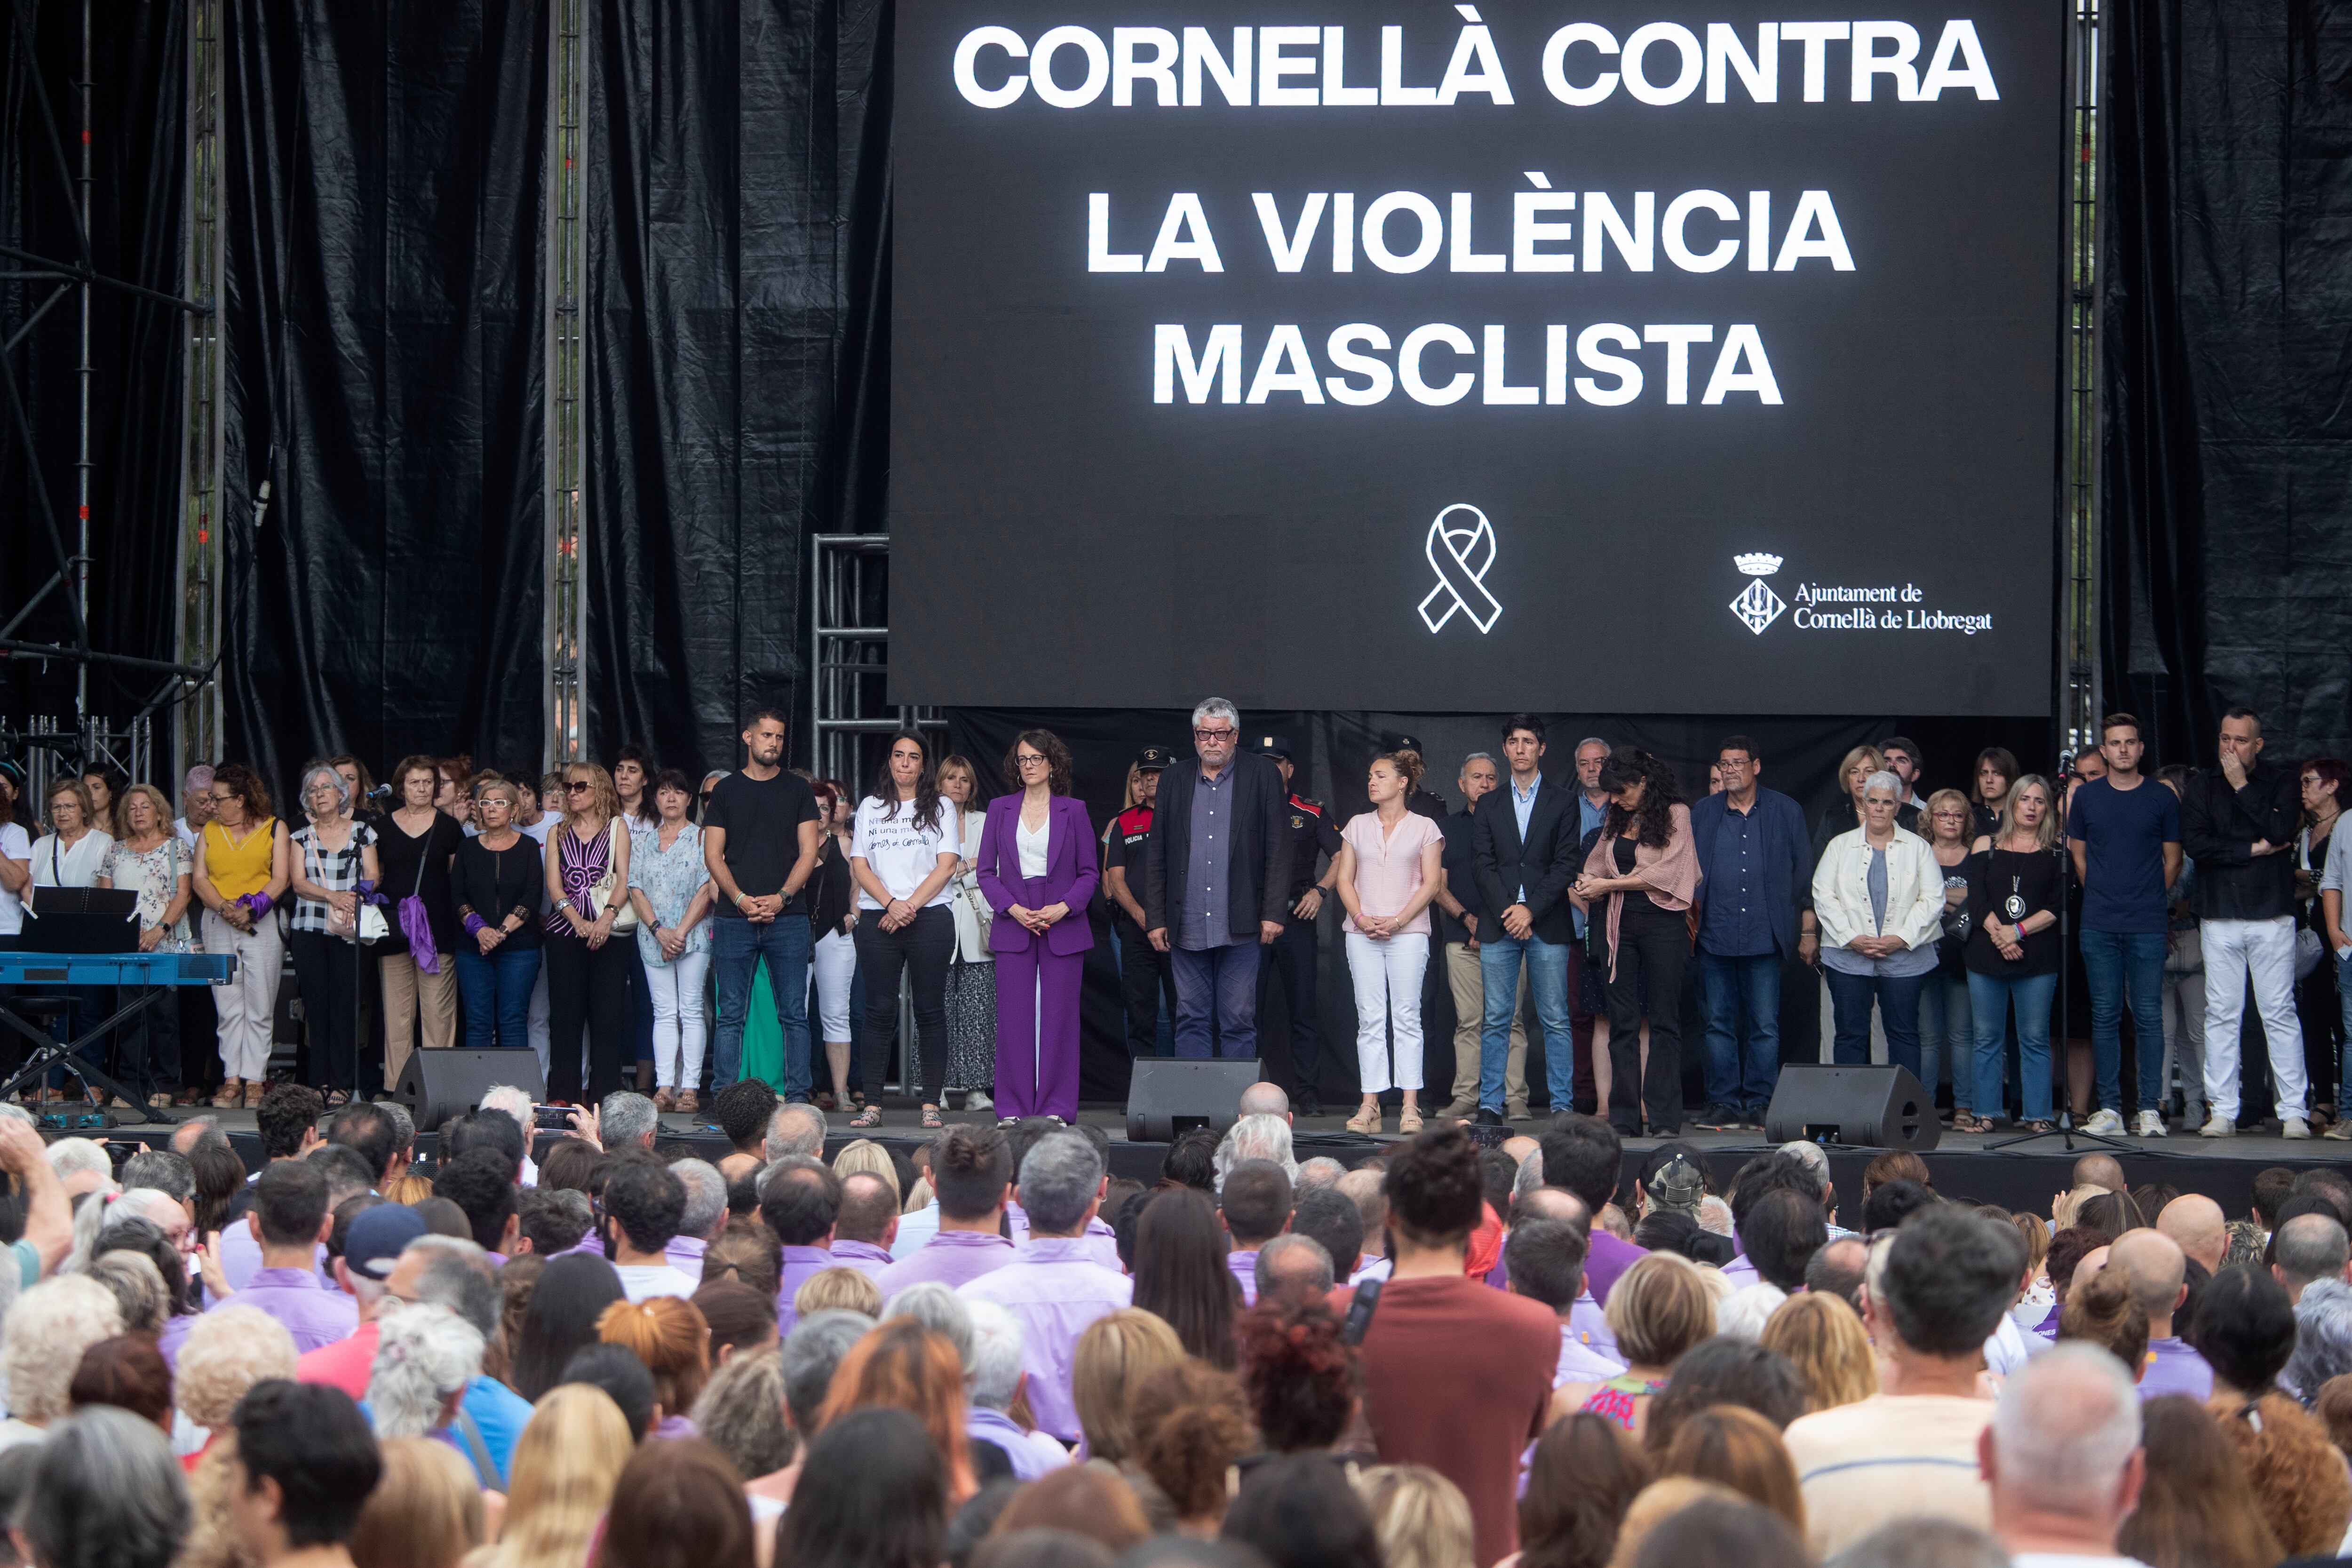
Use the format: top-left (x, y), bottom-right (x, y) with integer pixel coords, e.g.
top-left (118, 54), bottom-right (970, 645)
top-left (2108, 1228), bottom-right (2213, 1399)
top-left (1538, 1114), bottom-right (1645, 1304)
top-left (208, 1159), bottom-right (357, 1354)
top-left (763, 1155), bottom-right (842, 1335)
top-left (1502, 1217), bottom-right (1627, 1386)
top-left (959, 1131), bottom-right (1130, 1443)
top-left (830, 1172), bottom-right (899, 1281)
top-left (1221, 1159), bottom-right (1292, 1309)
top-left (665, 1158), bottom-right (730, 1279)
top-left (963, 1298), bottom-right (1073, 1479)
top-left (879, 1124), bottom-right (1018, 1300)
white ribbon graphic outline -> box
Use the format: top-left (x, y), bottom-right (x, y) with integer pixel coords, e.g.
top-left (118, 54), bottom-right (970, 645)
top-left (1417, 504), bottom-right (1502, 634)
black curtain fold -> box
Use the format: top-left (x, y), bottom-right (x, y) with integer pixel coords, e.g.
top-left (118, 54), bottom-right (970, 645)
top-left (584, 0), bottom-right (891, 785)
top-left (219, 0), bottom-right (546, 794)
top-left (0, 0), bottom-right (186, 732)
top-left (2102, 0), bottom-right (2352, 767)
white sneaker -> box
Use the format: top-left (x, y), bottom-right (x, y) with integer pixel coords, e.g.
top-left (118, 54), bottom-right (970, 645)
top-left (2135, 1109), bottom-right (2168, 1138)
top-left (964, 1089), bottom-right (993, 1112)
top-left (2283, 1116), bottom-right (2313, 1140)
top-left (2199, 1114), bottom-right (2237, 1138)
top-left (2082, 1108), bottom-right (2125, 1135)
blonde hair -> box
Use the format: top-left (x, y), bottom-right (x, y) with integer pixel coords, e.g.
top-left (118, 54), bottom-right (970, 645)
top-left (1998, 775), bottom-right (2061, 851)
top-left (1758, 1292), bottom-right (1878, 1414)
top-left (385, 1173), bottom-right (436, 1205)
top-left (1371, 750), bottom-right (1425, 796)
top-left (1605, 1253), bottom-right (1717, 1369)
top-left (561, 762), bottom-right (622, 830)
top-left (1607, 1478), bottom-right (1747, 1568)
top-left (4, 1276), bottom-right (125, 1423)
top-left (485, 1385), bottom-right (636, 1568)
top-left (115, 783), bottom-right (175, 841)
top-left (1837, 746), bottom-right (1888, 796)
top-left (173, 1303), bottom-right (296, 1429)
top-left (794, 1266), bottom-right (883, 1320)
top-left (353, 1437), bottom-right (484, 1568)
top-left (1357, 1465), bottom-right (1475, 1568)
top-left (1071, 1308), bottom-right (1186, 1463)
top-left (832, 1139), bottom-right (903, 1204)
top-left (1921, 788), bottom-right (1974, 844)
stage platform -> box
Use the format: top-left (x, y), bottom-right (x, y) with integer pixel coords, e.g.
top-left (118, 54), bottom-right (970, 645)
top-left (87, 1101), bottom-right (2340, 1220)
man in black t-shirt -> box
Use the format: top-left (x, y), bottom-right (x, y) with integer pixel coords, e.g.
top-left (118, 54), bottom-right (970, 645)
top-left (703, 710), bottom-right (823, 1100)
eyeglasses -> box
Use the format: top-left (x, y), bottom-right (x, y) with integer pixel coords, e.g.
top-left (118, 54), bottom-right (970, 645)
top-left (1194, 726), bottom-right (1236, 741)
top-left (2305, 776), bottom-right (2325, 787)
top-left (1017, 754), bottom-right (1049, 767)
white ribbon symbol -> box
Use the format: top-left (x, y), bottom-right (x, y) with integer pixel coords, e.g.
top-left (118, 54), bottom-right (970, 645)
top-left (1417, 504), bottom-right (1501, 634)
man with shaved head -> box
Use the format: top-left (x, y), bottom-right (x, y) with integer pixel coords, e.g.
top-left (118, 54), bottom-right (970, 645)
top-left (2108, 1228), bottom-right (2210, 1398)
top-left (2156, 1193), bottom-right (2227, 1274)
top-left (1237, 1081), bottom-right (1292, 1121)
top-left (2071, 1154), bottom-right (2126, 1194)
top-left (1979, 1344), bottom-right (2146, 1564)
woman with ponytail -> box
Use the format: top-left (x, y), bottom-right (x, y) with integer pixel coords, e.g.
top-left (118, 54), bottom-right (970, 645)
top-left (1334, 751), bottom-right (1446, 1134)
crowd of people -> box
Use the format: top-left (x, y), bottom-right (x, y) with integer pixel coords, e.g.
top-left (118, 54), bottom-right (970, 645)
top-left (0, 1084), bottom-right (2340, 1568)
top-left (0, 699), bottom-right (2345, 1139)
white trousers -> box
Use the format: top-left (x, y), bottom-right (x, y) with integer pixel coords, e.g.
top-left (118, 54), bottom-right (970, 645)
top-left (1346, 931), bottom-right (1429, 1094)
top-left (812, 928), bottom-right (856, 1042)
top-left (2201, 915), bottom-right (2306, 1120)
top-left (644, 949), bottom-right (711, 1089)
top-left (202, 909), bottom-right (284, 1080)
top-left (528, 960), bottom-right (552, 1073)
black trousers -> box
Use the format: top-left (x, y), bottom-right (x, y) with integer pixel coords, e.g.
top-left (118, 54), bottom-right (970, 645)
top-left (1605, 896), bottom-right (1689, 1136)
top-left (856, 906), bottom-right (954, 1105)
top-left (1117, 916), bottom-right (1176, 1057)
top-left (1258, 916), bottom-right (1329, 1104)
top-left (289, 931), bottom-right (362, 1095)
top-left (544, 924), bottom-right (636, 1103)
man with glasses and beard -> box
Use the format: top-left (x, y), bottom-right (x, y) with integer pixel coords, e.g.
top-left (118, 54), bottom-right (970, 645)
top-left (1143, 698), bottom-right (1289, 1060)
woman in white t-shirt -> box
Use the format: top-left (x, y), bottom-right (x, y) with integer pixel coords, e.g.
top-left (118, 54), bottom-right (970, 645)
top-left (28, 776), bottom-right (115, 1101)
top-left (847, 730), bottom-right (960, 1130)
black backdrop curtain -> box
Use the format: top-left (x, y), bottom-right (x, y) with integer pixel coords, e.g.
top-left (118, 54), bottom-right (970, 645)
top-left (583, 0), bottom-right (891, 781)
top-left (0, 0), bottom-right (185, 728)
top-left (219, 0), bottom-right (548, 793)
top-left (2103, 0), bottom-right (2352, 768)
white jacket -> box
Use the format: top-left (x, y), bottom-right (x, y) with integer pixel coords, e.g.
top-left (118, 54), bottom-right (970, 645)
top-left (1811, 826), bottom-right (1945, 955)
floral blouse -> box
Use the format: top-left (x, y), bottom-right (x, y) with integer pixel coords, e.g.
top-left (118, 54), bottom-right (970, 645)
top-left (102, 837), bottom-right (188, 929)
top-left (628, 821), bottom-right (712, 966)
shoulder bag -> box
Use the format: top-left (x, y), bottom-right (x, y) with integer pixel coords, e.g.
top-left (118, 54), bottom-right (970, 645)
top-left (397, 822), bottom-right (443, 973)
top-left (588, 819), bottom-right (642, 932)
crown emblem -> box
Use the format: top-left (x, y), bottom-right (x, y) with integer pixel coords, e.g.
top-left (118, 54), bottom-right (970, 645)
top-left (1734, 552), bottom-right (1783, 577)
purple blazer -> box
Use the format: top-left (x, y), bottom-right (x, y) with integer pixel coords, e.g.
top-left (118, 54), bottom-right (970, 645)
top-left (975, 795), bottom-right (1099, 957)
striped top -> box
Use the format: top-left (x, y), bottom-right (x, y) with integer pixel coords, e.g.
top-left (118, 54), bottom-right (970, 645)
top-left (545, 821), bottom-right (615, 932)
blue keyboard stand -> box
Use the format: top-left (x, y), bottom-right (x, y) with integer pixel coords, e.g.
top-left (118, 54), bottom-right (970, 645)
top-left (0, 950), bottom-right (238, 1123)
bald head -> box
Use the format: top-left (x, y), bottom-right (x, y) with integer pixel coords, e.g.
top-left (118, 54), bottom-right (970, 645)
top-left (1502, 1136), bottom-right (1540, 1165)
top-left (2156, 1194), bottom-right (2227, 1274)
top-left (2106, 1229), bottom-right (2187, 1330)
top-left (2071, 1154), bottom-right (2126, 1194)
top-left (2070, 1246), bottom-right (2111, 1293)
top-left (1984, 1343), bottom-right (2144, 1544)
top-left (1237, 1082), bottom-right (1290, 1119)
top-left (1512, 1185), bottom-right (1591, 1233)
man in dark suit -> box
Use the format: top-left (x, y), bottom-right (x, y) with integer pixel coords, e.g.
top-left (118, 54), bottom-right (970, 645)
top-left (1143, 698), bottom-right (1289, 1060)
top-left (1469, 714), bottom-right (1581, 1128)
top-left (1687, 734), bottom-right (1814, 1131)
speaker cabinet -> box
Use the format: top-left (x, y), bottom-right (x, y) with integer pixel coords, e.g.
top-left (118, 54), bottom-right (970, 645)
top-left (394, 1049), bottom-right (545, 1134)
top-left (1762, 1064), bottom-right (1940, 1151)
top-left (1126, 1058), bottom-right (1263, 1143)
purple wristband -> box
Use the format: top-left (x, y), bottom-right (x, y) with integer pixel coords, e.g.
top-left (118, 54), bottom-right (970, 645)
top-left (463, 912), bottom-right (486, 936)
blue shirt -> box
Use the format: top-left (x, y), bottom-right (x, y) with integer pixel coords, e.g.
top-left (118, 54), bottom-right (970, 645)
top-left (1509, 775), bottom-right (1542, 904)
top-left (1178, 765), bottom-right (1235, 950)
top-left (2067, 776), bottom-right (2181, 934)
top-left (453, 1375), bottom-right (532, 1486)
top-left (1698, 799), bottom-right (1774, 958)
top-left (1572, 791), bottom-right (1608, 937)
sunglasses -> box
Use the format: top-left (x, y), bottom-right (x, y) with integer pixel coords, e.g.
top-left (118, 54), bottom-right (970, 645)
top-left (565, 781), bottom-right (592, 794)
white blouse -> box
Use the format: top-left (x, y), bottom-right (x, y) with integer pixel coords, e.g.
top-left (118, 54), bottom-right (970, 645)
top-left (1016, 814), bottom-right (1050, 877)
top-left (30, 829), bottom-right (113, 888)
top-left (850, 796), bottom-right (956, 909)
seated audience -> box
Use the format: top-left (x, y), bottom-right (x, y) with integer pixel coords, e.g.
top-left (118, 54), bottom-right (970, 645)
top-left (597, 1296), bottom-right (712, 1439)
top-left (2113, 1395), bottom-right (2282, 1568)
top-left (1758, 1292), bottom-right (1877, 1414)
top-left (1356, 1465), bottom-right (1477, 1568)
top-left (1518, 1413), bottom-right (1653, 1568)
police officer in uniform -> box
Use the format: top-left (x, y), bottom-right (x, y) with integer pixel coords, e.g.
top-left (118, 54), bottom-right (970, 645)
top-left (1104, 745), bottom-right (1177, 1058)
top-left (1389, 734), bottom-right (1452, 823)
top-left (1253, 735), bottom-right (1342, 1117)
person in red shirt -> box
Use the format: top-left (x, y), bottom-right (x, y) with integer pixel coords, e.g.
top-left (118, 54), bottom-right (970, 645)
top-left (1333, 1127), bottom-right (1559, 1567)
top-left (296, 1203), bottom-right (429, 1396)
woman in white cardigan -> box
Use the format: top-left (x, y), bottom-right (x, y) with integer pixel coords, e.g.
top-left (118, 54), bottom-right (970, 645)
top-left (1812, 770), bottom-right (1947, 1081)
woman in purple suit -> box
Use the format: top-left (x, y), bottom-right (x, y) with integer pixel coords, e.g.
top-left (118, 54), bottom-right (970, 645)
top-left (976, 730), bottom-right (1099, 1123)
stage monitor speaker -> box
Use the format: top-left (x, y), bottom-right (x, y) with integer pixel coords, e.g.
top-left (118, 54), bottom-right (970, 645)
top-left (395, 1050), bottom-right (544, 1135)
top-left (1127, 1058), bottom-right (1262, 1143)
top-left (1762, 1065), bottom-right (1940, 1152)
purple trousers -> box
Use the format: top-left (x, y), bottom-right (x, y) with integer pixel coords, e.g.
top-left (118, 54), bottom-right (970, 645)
top-left (994, 941), bottom-right (1085, 1120)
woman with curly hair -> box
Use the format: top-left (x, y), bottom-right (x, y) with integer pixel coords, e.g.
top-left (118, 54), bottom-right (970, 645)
top-left (1572, 748), bottom-right (1698, 1137)
top-left (1238, 1295), bottom-right (1359, 1452)
top-left (542, 760), bottom-right (636, 1104)
top-left (1131, 1360), bottom-right (1255, 1537)
top-left (974, 728), bottom-right (1098, 1125)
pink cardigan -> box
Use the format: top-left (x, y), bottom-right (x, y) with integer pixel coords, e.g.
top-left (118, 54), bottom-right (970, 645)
top-left (1580, 803), bottom-right (1699, 981)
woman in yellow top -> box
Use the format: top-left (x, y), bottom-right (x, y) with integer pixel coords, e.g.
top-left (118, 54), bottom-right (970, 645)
top-left (192, 763), bottom-right (292, 1107)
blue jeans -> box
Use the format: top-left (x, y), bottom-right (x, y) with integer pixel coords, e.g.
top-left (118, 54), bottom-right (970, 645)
top-left (1478, 932), bottom-right (1573, 1114)
top-left (2080, 929), bottom-right (2167, 1113)
top-left (455, 945), bottom-right (542, 1052)
top-left (1695, 950), bottom-right (1781, 1115)
top-left (1916, 970), bottom-right (1973, 1105)
top-left (1823, 968), bottom-right (1927, 1077)
top-left (713, 915), bottom-right (812, 1098)
top-left (1969, 969), bottom-right (2058, 1121)
top-left (1171, 941), bottom-right (1261, 1058)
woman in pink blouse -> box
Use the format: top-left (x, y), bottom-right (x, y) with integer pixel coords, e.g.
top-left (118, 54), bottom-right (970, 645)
top-left (1335, 751), bottom-right (1447, 1135)
top-left (1572, 747), bottom-right (1699, 1138)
